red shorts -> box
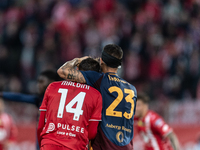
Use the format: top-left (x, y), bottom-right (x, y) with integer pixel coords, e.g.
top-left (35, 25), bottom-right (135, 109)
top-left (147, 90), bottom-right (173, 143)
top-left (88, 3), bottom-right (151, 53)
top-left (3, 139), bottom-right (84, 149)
top-left (40, 144), bottom-right (71, 150)
top-left (92, 127), bottom-right (133, 150)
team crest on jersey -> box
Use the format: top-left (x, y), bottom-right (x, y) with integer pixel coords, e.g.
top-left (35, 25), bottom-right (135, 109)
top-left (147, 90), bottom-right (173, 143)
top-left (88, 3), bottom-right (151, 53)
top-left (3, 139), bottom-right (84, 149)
top-left (116, 131), bottom-right (124, 143)
top-left (137, 120), bottom-right (144, 126)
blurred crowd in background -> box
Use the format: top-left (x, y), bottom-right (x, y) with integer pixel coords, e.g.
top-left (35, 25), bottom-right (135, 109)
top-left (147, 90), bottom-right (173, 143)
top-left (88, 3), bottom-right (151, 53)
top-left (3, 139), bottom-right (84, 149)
top-left (0, 0), bottom-right (200, 101)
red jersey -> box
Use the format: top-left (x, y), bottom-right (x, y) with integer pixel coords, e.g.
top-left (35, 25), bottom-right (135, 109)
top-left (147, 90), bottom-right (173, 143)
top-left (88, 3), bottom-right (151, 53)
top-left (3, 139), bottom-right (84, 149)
top-left (39, 81), bottom-right (102, 150)
top-left (0, 113), bottom-right (17, 150)
top-left (134, 110), bottom-right (173, 150)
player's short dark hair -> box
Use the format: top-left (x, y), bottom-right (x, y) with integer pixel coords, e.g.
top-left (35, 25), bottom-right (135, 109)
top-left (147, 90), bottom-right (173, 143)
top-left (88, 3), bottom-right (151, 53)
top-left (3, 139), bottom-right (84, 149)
top-left (137, 92), bottom-right (150, 104)
top-left (79, 58), bottom-right (100, 72)
top-left (103, 44), bottom-right (123, 59)
top-left (39, 70), bottom-right (62, 81)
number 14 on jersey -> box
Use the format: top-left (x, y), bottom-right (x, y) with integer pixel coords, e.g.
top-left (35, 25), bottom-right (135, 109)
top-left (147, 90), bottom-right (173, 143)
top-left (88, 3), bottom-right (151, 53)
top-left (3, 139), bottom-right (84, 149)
top-left (57, 88), bottom-right (86, 121)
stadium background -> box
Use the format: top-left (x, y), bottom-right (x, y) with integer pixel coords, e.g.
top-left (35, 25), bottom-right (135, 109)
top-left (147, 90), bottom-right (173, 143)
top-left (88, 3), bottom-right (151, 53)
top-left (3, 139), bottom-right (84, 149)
top-left (0, 0), bottom-right (200, 149)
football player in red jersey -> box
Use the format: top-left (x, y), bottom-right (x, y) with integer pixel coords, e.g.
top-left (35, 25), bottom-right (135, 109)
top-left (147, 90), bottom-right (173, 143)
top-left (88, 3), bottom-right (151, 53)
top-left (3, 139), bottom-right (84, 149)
top-left (37, 58), bottom-right (102, 150)
top-left (134, 93), bottom-right (180, 150)
top-left (0, 98), bottom-right (17, 150)
top-left (0, 70), bottom-right (62, 150)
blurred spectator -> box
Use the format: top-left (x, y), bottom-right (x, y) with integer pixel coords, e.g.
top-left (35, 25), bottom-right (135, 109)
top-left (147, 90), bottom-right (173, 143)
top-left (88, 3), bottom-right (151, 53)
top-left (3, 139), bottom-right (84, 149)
top-left (0, 45), bottom-right (9, 74)
top-left (0, 98), bottom-right (17, 150)
top-left (124, 51), bottom-right (140, 81)
top-left (197, 79), bottom-right (200, 100)
top-left (0, 0), bottom-right (199, 101)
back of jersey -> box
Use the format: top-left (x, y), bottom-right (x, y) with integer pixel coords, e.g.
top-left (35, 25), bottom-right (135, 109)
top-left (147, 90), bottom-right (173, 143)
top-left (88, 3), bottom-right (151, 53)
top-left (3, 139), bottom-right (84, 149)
top-left (39, 81), bottom-right (102, 150)
top-left (100, 72), bottom-right (137, 146)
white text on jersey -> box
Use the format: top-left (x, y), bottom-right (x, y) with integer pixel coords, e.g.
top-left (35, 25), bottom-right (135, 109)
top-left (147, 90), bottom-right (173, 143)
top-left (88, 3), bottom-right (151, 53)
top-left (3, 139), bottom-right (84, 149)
top-left (61, 81), bottom-right (90, 90)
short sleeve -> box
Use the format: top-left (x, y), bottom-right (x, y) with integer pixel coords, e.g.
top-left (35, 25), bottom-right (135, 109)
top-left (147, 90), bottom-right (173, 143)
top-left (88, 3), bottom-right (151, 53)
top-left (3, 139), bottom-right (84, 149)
top-left (151, 116), bottom-right (172, 137)
top-left (39, 84), bottom-right (51, 111)
top-left (89, 93), bottom-right (102, 121)
top-left (80, 71), bottom-right (103, 88)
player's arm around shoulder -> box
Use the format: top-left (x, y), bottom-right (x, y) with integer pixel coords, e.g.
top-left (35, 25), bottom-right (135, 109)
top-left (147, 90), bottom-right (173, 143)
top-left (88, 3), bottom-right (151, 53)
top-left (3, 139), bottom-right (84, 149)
top-left (57, 57), bottom-right (88, 83)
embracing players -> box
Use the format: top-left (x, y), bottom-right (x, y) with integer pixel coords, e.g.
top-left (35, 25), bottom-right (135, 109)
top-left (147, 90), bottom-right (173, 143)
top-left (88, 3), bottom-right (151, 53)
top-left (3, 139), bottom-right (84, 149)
top-left (57, 44), bottom-right (137, 150)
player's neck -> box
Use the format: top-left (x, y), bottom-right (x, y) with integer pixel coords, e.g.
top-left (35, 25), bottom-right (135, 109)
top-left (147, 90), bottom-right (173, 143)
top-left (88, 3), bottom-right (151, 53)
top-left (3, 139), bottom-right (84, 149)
top-left (141, 109), bottom-right (149, 118)
top-left (102, 66), bottom-right (118, 74)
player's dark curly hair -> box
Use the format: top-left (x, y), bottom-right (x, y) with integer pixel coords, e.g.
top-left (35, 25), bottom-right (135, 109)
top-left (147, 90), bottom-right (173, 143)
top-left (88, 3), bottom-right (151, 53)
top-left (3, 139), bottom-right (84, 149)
top-left (79, 58), bottom-right (100, 72)
top-left (103, 44), bottom-right (123, 59)
top-left (137, 92), bottom-right (150, 104)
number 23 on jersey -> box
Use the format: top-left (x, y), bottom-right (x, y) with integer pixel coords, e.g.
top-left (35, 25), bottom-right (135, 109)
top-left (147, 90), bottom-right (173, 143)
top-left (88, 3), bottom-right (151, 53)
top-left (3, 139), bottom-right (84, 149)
top-left (106, 86), bottom-right (135, 119)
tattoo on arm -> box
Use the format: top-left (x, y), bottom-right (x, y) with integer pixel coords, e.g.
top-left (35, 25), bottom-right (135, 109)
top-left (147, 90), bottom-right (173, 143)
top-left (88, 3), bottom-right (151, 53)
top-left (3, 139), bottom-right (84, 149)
top-left (60, 59), bottom-right (86, 83)
top-left (67, 74), bottom-right (74, 80)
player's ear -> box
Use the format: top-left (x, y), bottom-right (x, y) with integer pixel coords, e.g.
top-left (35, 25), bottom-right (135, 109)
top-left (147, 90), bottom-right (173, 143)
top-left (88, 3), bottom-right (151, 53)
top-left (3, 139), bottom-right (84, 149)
top-left (100, 58), bottom-right (104, 65)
